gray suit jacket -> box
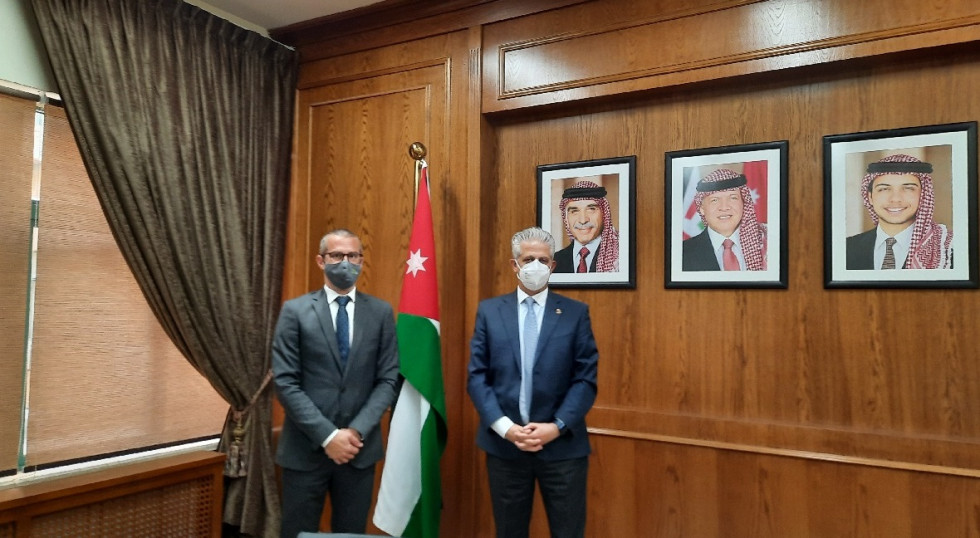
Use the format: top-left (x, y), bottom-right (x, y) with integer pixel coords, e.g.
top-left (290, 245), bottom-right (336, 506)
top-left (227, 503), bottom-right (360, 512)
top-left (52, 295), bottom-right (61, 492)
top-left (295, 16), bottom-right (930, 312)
top-left (272, 288), bottom-right (399, 470)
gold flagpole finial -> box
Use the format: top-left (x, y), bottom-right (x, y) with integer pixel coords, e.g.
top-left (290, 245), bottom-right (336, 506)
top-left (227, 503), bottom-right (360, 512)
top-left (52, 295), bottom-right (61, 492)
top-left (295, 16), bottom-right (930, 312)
top-left (408, 142), bottom-right (427, 161)
top-left (408, 142), bottom-right (427, 211)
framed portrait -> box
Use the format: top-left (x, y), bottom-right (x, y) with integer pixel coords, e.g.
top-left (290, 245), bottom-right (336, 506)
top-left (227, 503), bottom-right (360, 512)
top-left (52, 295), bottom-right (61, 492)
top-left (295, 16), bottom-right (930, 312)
top-left (536, 156), bottom-right (636, 288)
top-left (664, 141), bottom-right (788, 289)
top-left (823, 122), bottom-right (978, 289)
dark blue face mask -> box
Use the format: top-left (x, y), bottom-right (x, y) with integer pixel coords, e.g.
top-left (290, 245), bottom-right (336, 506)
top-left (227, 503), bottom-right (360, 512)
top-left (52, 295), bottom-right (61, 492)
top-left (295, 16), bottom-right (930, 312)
top-left (324, 259), bottom-right (361, 289)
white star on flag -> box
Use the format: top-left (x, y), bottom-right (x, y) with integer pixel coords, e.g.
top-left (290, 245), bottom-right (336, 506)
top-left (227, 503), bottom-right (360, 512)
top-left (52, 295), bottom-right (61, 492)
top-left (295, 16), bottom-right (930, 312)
top-left (405, 249), bottom-right (428, 277)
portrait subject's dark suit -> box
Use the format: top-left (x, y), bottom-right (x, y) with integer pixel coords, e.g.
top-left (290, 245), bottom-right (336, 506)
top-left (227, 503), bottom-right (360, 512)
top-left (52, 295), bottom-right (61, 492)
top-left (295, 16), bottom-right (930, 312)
top-left (272, 288), bottom-right (398, 537)
top-left (682, 229), bottom-right (721, 271)
top-left (845, 227), bottom-right (953, 270)
top-left (845, 229), bottom-right (876, 270)
top-left (554, 244), bottom-right (598, 273)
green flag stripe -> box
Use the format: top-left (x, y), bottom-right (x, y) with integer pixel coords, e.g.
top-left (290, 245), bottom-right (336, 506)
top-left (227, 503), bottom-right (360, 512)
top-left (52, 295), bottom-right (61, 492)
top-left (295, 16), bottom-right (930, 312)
top-left (397, 312), bottom-right (446, 417)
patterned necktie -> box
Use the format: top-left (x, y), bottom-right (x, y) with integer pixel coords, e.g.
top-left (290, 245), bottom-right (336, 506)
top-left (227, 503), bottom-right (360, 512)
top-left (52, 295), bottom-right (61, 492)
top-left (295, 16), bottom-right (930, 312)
top-left (520, 297), bottom-right (538, 423)
top-left (335, 296), bottom-right (350, 367)
top-left (722, 239), bottom-right (740, 271)
top-left (882, 237), bottom-right (897, 270)
top-left (577, 247), bottom-right (589, 273)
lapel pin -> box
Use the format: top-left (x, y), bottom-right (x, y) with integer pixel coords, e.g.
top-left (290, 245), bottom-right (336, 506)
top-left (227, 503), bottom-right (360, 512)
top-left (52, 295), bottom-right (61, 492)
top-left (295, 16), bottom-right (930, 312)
top-left (555, 308), bottom-right (562, 315)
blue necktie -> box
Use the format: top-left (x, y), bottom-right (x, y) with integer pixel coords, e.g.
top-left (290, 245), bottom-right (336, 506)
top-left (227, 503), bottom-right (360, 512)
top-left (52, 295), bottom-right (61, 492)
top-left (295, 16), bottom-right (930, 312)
top-left (335, 296), bottom-right (350, 368)
top-left (520, 297), bottom-right (538, 423)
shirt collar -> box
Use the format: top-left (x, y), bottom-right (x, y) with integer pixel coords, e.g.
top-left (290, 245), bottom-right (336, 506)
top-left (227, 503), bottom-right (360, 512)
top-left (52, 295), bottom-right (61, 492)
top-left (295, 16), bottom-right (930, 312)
top-left (324, 285), bottom-right (357, 303)
top-left (705, 225), bottom-right (741, 249)
top-left (572, 237), bottom-right (601, 251)
top-left (875, 223), bottom-right (914, 248)
top-left (516, 287), bottom-right (548, 308)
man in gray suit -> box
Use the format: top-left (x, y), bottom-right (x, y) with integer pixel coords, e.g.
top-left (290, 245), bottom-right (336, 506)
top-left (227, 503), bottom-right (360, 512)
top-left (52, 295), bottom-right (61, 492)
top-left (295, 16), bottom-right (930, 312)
top-left (272, 229), bottom-right (399, 538)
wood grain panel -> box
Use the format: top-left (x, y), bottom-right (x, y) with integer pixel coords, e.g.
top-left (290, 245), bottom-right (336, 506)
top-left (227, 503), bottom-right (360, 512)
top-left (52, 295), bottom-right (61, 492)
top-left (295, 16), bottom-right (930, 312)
top-left (582, 434), bottom-right (980, 537)
top-left (483, 0), bottom-right (980, 111)
top-left (492, 44), bottom-right (980, 466)
top-left (273, 0), bottom-right (588, 62)
top-left (287, 30), bottom-right (480, 536)
top-left (286, 1), bottom-right (980, 535)
top-left (0, 451), bottom-right (223, 537)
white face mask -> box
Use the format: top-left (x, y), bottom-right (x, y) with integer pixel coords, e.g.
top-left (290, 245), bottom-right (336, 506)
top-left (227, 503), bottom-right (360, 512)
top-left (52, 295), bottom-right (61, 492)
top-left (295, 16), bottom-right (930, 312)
top-left (517, 259), bottom-right (551, 291)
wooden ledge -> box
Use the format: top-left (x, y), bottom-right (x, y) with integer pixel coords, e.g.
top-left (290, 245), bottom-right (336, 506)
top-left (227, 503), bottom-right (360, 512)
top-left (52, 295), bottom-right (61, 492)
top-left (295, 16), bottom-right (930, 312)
top-left (0, 450), bottom-right (225, 511)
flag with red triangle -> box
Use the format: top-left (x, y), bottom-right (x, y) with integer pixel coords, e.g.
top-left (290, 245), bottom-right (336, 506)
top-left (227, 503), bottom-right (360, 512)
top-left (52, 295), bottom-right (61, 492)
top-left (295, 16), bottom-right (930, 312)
top-left (373, 162), bottom-right (447, 538)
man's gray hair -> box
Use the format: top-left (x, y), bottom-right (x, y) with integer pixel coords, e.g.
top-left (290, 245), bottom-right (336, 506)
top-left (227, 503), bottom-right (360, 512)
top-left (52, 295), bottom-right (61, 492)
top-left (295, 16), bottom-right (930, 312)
top-left (511, 227), bottom-right (556, 258)
top-left (319, 228), bottom-right (360, 254)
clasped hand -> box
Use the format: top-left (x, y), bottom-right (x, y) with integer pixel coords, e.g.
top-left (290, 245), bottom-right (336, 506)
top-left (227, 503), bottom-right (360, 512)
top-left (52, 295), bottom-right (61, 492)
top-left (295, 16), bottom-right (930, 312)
top-left (506, 422), bottom-right (560, 452)
top-left (324, 428), bottom-right (363, 464)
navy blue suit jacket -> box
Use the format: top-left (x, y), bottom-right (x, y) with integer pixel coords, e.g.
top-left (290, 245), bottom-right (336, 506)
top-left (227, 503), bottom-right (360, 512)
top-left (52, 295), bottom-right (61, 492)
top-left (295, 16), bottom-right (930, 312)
top-left (467, 290), bottom-right (598, 460)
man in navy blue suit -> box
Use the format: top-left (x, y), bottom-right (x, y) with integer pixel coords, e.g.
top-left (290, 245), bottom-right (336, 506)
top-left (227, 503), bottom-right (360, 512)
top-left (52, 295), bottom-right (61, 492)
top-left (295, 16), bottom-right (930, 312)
top-left (467, 226), bottom-right (599, 538)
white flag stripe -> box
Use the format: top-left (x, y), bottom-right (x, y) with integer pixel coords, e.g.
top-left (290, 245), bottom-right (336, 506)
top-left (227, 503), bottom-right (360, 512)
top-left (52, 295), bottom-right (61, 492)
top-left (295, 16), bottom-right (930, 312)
top-left (373, 381), bottom-right (432, 535)
top-left (681, 166), bottom-right (704, 238)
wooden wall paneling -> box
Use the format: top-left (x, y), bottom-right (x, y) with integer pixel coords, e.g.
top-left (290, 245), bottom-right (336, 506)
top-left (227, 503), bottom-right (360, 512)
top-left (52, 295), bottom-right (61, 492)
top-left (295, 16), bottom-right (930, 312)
top-left (284, 0), bottom-right (980, 535)
top-left (460, 25), bottom-right (498, 538)
top-left (481, 0), bottom-right (980, 112)
top-left (587, 434), bottom-right (980, 537)
top-left (908, 471), bottom-right (980, 537)
top-left (272, 0), bottom-right (589, 62)
top-left (286, 30), bottom-right (478, 536)
top-left (285, 34), bottom-right (470, 303)
top-left (492, 45), bottom-right (980, 472)
top-left (291, 71), bottom-right (427, 301)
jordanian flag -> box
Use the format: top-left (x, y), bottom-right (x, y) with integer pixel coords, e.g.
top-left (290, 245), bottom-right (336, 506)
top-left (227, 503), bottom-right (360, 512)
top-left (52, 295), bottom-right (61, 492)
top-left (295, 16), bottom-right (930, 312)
top-left (373, 162), bottom-right (447, 537)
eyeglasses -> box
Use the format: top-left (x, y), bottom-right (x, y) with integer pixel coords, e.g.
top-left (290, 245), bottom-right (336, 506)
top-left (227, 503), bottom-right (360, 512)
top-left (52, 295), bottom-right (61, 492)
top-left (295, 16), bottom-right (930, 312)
top-left (321, 251), bottom-right (363, 263)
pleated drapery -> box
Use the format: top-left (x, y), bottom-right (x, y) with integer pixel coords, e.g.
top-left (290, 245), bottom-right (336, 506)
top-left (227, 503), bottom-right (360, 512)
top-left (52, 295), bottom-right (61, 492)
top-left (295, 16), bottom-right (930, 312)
top-left (29, 1), bottom-right (298, 535)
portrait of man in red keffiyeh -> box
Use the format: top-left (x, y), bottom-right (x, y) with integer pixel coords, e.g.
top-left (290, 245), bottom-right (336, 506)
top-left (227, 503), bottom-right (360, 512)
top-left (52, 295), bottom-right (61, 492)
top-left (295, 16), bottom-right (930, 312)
top-left (554, 180), bottom-right (621, 273)
top-left (845, 153), bottom-right (953, 270)
top-left (681, 168), bottom-right (767, 272)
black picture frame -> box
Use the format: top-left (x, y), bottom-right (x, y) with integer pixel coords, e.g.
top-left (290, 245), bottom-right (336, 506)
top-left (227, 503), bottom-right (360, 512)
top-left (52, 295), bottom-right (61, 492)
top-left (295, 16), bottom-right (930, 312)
top-left (823, 121), bottom-right (978, 289)
top-left (664, 141), bottom-right (789, 289)
top-left (536, 156), bottom-right (636, 289)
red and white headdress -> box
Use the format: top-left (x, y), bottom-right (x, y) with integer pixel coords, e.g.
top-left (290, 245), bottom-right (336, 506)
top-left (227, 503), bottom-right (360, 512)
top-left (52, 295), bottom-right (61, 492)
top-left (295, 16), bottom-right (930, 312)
top-left (693, 168), bottom-right (767, 271)
top-left (860, 154), bottom-right (952, 269)
top-left (559, 181), bottom-right (620, 272)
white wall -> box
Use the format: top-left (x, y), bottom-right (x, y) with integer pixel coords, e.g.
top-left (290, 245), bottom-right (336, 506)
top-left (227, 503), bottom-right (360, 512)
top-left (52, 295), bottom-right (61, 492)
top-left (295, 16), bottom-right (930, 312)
top-left (0, 0), bottom-right (271, 95)
top-left (0, 0), bottom-right (57, 92)
top-left (185, 0), bottom-right (269, 35)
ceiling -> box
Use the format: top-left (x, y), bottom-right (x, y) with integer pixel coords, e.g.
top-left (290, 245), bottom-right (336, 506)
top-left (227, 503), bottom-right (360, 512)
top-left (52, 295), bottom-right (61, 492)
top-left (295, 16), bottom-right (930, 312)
top-left (193, 0), bottom-right (384, 32)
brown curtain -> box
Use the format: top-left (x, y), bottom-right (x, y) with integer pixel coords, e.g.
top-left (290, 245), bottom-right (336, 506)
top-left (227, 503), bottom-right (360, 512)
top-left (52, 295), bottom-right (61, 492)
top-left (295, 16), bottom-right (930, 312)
top-left (28, 1), bottom-right (297, 535)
